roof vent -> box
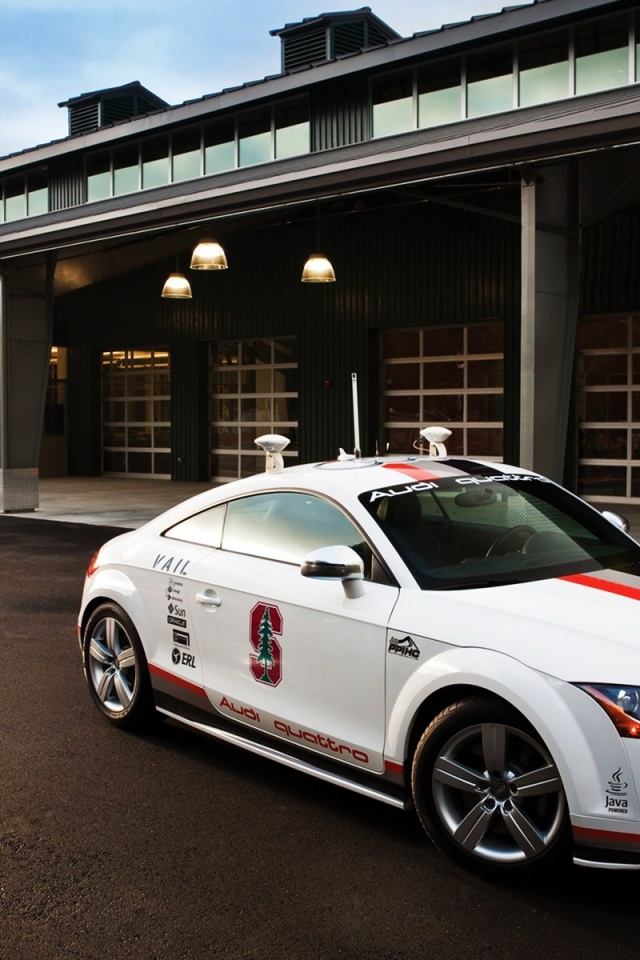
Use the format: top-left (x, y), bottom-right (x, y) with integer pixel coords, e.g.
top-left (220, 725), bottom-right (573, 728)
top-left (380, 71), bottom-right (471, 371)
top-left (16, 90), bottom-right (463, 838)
top-left (59, 81), bottom-right (169, 137)
top-left (270, 7), bottom-right (401, 73)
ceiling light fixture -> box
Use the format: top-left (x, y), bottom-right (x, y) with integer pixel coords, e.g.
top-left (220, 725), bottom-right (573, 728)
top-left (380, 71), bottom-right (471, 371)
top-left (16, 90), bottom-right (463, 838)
top-left (190, 238), bottom-right (228, 270)
top-left (302, 206), bottom-right (336, 282)
top-left (161, 271), bottom-right (192, 299)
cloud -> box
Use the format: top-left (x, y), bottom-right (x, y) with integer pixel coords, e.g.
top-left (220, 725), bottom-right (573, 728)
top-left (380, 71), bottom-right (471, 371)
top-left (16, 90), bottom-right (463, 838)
top-left (0, 0), bottom-right (514, 156)
top-left (0, 0), bottom-right (184, 9)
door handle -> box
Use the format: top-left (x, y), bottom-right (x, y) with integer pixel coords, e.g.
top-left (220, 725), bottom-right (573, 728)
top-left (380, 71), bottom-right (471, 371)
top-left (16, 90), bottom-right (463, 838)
top-left (195, 591), bottom-right (222, 608)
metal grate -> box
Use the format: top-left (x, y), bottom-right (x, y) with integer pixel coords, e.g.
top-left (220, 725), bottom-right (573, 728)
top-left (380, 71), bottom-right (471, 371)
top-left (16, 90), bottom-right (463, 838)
top-left (102, 96), bottom-right (139, 125)
top-left (283, 28), bottom-right (328, 70)
top-left (333, 22), bottom-right (366, 56)
top-left (69, 100), bottom-right (100, 136)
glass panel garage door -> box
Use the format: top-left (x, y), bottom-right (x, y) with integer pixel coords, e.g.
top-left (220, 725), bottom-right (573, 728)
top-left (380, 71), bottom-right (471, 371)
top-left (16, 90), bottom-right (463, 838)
top-left (210, 337), bottom-right (298, 481)
top-left (102, 349), bottom-right (171, 477)
top-left (577, 314), bottom-right (640, 503)
top-left (382, 322), bottom-right (504, 458)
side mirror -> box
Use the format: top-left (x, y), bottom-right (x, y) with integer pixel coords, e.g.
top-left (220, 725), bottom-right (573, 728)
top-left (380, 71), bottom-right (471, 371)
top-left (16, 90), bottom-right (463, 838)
top-left (601, 510), bottom-right (630, 534)
top-left (300, 545), bottom-right (365, 599)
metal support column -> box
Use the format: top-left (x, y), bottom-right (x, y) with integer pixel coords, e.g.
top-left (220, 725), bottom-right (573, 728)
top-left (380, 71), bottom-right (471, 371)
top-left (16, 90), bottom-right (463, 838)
top-left (0, 255), bottom-right (55, 512)
top-left (519, 163), bottom-right (580, 481)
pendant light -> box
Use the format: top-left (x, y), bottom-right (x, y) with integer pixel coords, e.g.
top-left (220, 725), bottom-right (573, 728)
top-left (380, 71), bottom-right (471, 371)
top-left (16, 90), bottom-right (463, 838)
top-left (161, 270), bottom-right (192, 299)
top-left (190, 238), bottom-right (228, 270)
top-left (301, 206), bottom-right (336, 282)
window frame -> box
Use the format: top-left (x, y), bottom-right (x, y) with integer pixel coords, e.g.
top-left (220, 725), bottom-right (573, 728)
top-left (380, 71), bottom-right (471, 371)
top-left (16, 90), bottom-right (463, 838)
top-left (164, 489), bottom-right (378, 578)
top-left (82, 96), bottom-right (311, 205)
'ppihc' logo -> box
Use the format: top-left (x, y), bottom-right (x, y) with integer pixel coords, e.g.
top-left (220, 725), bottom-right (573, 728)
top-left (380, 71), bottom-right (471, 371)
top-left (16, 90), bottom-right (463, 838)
top-left (249, 602), bottom-right (282, 686)
top-left (388, 635), bottom-right (420, 660)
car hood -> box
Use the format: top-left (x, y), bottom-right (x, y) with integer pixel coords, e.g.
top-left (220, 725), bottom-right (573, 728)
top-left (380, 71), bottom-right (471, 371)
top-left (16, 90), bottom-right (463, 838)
top-left (394, 568), bottom-right (640, 682)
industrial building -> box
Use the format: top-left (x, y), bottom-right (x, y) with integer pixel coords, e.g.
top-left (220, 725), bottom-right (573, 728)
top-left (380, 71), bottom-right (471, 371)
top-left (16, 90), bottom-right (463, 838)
top-left (1, 0), bottom-right (640, 511)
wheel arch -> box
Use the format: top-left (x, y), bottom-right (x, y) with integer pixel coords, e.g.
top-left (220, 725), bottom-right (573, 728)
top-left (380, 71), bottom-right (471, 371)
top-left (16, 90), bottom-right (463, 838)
top-left (386, 646), bottom-right (626, 820)
top-left (404, 684), bottom-right (527, 770)
top-left (79, 568), bottom-right (157, 660)
top-left (80, 595), bottom-right (109, 633)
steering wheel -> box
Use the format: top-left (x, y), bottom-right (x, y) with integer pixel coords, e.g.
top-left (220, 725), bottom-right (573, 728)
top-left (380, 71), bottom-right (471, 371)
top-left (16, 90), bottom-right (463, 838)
top-left (486, 525), bottom-right (535, 557)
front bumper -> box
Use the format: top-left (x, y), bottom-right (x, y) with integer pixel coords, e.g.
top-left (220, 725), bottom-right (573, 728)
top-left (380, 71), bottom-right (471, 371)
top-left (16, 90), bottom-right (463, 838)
top-left (573, 821), bottom-right (640, 869)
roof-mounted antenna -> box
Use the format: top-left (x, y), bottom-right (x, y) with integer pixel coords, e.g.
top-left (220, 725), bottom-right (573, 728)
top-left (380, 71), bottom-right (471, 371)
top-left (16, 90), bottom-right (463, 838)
top-left (420, 426), bottom-right (452, 457)
top-left (255, 434), bottom-right (290, 472)
top-left (339, 373), bottom-right (363, 461)
top-left (351, 372), bottom-right (361, 459)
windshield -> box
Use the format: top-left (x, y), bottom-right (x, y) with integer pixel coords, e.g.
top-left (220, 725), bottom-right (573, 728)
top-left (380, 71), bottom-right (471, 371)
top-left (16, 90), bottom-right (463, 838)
top-left (360, 474), bottom-right (640, 590)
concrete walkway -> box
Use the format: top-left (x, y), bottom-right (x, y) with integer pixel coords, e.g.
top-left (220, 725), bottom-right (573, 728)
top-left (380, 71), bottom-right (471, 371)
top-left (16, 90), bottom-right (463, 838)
top-left (3, 476), bottom-right (214, 528)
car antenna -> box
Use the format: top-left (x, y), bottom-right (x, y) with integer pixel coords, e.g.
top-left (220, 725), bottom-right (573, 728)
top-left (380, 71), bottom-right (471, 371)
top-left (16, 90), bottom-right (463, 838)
top-left (351, 372), bottom-right (362, 459)
top-left (338, 373), bottom-right (363, 461)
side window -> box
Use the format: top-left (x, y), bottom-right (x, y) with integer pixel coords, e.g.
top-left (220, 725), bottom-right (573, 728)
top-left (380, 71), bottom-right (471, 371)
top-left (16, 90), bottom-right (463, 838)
top-left (222, 492), bottom-right (371, 572)
top-left (164, 503), bottom-right (226, 546)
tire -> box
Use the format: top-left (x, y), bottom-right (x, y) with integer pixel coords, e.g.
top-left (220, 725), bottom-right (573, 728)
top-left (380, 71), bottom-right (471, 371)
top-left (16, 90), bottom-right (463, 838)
top-left (83, 603), bottom-right (156, 730)
top-left (411, 697), bottom-right (571, 880)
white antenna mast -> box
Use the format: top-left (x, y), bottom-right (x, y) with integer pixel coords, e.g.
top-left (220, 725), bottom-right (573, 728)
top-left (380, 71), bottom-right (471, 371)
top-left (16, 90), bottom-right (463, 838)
top-left (351, 372), bottom-right (362, 459)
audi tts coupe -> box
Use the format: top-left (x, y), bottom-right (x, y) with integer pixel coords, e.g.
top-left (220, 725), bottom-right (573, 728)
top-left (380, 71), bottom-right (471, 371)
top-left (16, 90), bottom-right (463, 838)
top-left (78, 442), bottom-right (640, 879)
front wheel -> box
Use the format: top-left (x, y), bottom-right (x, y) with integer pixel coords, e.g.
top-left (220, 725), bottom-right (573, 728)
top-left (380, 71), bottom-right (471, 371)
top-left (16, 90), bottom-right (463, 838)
top-left (83, 603), bottom-right (156, 730)
top-left (411, 697), bottom-right (571, 880)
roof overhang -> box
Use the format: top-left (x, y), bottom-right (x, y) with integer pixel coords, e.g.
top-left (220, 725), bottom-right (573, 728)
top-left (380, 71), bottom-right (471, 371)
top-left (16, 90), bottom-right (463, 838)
top-left (2, 85), bottom-right (640, 261)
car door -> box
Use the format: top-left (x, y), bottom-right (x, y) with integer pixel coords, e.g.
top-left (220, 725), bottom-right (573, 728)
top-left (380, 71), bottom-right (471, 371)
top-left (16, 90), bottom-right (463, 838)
top-left (180, 491), bottom-right (399, 774)
top-left (120, 537), bottom-right (216, 685)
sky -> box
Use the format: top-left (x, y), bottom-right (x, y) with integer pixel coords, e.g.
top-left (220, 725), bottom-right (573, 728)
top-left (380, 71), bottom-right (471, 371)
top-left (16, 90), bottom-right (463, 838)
top-left (0, 0), bottom-right (519, 158)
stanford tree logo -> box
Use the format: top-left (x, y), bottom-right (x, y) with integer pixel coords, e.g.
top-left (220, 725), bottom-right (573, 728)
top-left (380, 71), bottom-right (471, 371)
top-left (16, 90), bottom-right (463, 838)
top-left (249, 602), bottom-right (282, 686)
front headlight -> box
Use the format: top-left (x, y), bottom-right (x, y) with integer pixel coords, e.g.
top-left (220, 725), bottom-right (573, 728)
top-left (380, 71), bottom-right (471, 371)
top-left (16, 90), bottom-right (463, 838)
top-left (577, 684), bottom-right (640, 737)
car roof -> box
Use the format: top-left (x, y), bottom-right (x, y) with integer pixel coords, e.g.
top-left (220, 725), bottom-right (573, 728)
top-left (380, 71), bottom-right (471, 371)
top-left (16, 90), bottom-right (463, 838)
top-left (141, 455), bottom-right (543, 534)
top-left (241, 455), bottom-right (539, 492)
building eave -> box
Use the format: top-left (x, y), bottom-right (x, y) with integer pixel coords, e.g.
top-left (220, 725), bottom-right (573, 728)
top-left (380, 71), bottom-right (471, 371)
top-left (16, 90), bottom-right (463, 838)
top-left (2, 84), bottom-right (639, 259)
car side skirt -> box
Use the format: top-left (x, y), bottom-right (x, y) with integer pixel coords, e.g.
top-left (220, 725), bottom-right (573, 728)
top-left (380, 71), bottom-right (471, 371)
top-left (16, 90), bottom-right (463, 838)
top-left (150, 662), bottom-right (407, 806)
top-left (573, 825), bottom-right (640, 870)
top-left (157, 702), bottom-right (408, 809)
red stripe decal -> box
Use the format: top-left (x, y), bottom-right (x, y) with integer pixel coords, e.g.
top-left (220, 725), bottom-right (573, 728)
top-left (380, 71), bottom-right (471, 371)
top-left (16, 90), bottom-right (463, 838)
top-left (573, 825), bottom-right (640, 847)
top-left (384, 759), bottom-right (405, 777)
top-left (382, 463), bottom-right (440, 482)
top-left (149, 663), bottom-right (207, 698)
top-left (560, 572), bottom-right (640, 603)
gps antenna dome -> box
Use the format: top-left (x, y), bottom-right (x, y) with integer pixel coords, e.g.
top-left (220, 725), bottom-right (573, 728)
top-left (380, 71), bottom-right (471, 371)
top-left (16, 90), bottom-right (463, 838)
top-left (255, 434), bottom-right (290, 472)
top-left (420, 426), bottom-right (452, 457)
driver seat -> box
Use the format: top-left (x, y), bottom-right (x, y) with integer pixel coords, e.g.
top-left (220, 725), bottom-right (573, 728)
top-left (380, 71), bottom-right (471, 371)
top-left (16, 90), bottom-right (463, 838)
top-left (377, 493), bottom-right (444, 569)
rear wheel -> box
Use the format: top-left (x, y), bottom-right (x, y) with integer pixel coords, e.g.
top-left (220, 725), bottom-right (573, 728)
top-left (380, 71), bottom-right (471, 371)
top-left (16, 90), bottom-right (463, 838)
top-left (411, 697), bottom-right (571, 880)
top-left (83, 603), bottom-right (156, 729)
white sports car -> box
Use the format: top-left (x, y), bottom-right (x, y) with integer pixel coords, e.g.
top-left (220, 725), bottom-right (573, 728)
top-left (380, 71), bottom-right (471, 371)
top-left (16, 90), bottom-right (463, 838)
top-left (78, 439), bottom-right (640, 879)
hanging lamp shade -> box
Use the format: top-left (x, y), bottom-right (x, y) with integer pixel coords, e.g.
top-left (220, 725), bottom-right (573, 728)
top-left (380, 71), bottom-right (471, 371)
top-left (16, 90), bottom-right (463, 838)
top-left (161, 272), bottom-right (192, 299)
top-left (190, 238), bottom-right (228, 270)
top-left (302, 204), bottom-right (336, 282)
top-left (301, 253), bottom-right (336, 283)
